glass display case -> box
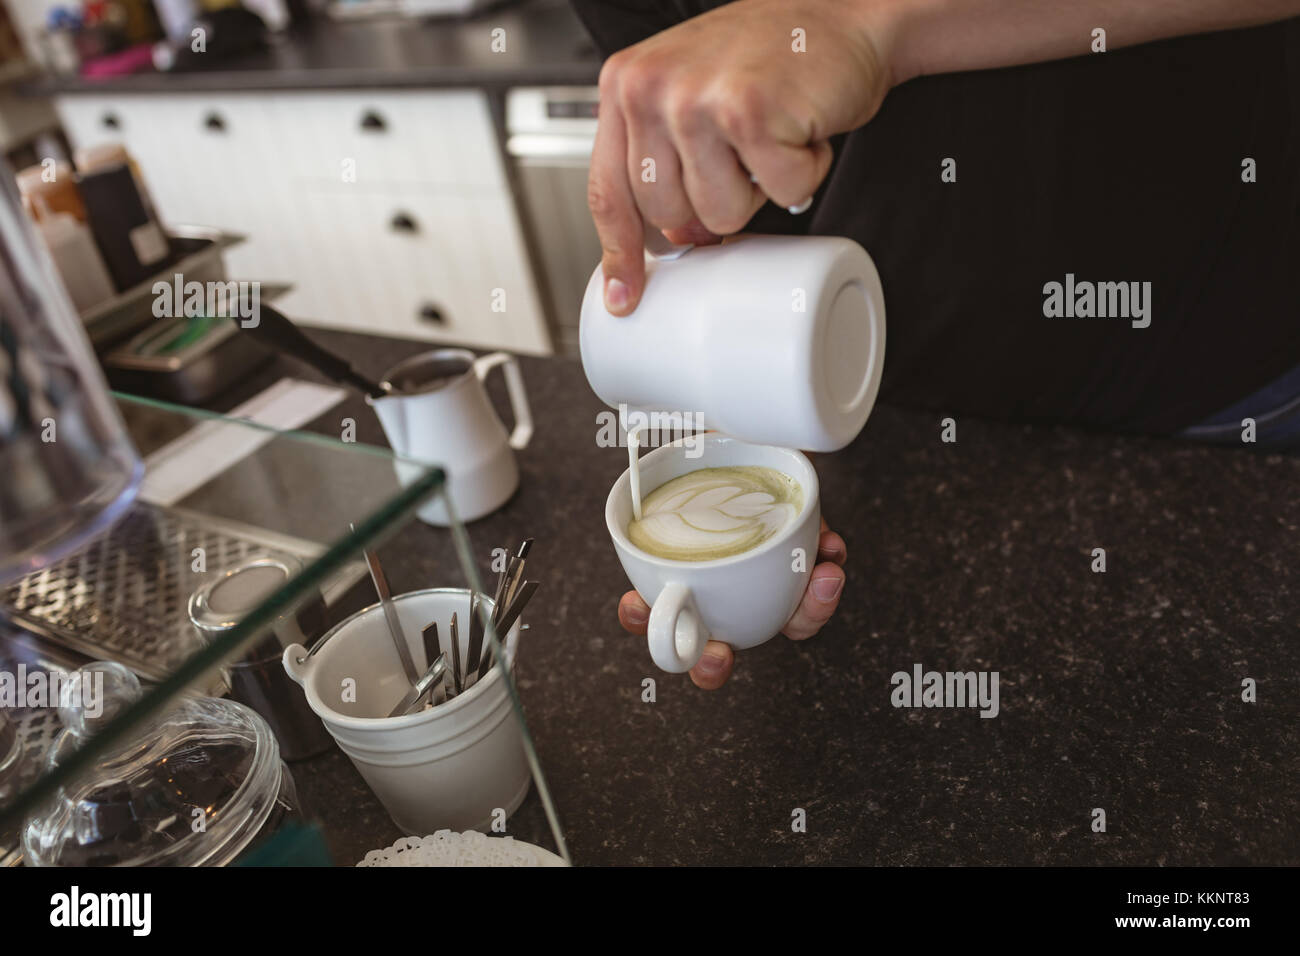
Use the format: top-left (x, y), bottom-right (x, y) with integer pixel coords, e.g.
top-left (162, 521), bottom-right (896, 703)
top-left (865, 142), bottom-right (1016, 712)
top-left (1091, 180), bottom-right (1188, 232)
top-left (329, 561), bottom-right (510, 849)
top-left (0, 393), bottom-right (568, 866)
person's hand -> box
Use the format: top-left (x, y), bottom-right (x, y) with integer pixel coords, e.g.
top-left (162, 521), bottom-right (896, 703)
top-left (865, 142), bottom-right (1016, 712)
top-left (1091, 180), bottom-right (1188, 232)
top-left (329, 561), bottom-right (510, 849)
top-left (587, 0), bottom-right (900, 315)
top-left (617, 518), bottom-right (847, 689)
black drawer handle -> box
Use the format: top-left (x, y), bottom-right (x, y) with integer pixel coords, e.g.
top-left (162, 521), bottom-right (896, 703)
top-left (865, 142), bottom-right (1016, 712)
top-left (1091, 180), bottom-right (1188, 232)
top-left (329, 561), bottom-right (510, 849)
top-left (360, 110), bottom-right (387, 132)
top-left (204, 112), bottom-right (227, 132)
top-left (101, 112), bottom-right (121, 130)
top-left (390, 212), bottom-right (418, 233)
top-left (418, 305), bottom-right (445, 325)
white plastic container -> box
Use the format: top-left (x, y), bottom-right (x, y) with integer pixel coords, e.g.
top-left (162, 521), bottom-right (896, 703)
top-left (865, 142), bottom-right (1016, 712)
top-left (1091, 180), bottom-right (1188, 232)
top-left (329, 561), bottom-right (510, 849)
top-left (282, 589), bottom-right (529, 835)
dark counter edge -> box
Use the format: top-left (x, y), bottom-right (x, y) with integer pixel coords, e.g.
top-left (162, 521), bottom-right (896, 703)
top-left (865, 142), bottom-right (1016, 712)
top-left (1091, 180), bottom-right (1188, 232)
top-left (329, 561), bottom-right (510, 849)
top-left (21, 62), bottom-right (600, 96)
top-left (19, 0), bottom-right (603, 96)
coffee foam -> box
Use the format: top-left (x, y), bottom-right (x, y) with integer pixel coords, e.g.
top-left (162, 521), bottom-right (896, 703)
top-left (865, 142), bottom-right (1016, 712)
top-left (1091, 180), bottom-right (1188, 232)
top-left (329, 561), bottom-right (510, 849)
top-left (627, 465), bottom-right (803, 562)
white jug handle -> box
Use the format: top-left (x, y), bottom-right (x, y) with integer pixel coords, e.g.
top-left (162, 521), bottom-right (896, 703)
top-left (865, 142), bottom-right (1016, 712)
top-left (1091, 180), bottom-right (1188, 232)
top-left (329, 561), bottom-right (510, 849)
top-left (474, 352), bottom-right (533, 450)
top-left (647, 583), bottom-right (709, 673)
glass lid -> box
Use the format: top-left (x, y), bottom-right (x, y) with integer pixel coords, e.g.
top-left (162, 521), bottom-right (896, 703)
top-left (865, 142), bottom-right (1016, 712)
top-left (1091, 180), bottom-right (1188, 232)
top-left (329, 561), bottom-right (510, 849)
top-left (24, 666), bottom-right (291, 868)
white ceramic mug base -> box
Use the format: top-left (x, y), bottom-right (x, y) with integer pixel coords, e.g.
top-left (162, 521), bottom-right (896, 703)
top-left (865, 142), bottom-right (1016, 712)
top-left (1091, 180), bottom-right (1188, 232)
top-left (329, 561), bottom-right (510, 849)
top-left (283, 589), bottom-right (530, 835)
top-left (606, 435), bottom-right (821, 673)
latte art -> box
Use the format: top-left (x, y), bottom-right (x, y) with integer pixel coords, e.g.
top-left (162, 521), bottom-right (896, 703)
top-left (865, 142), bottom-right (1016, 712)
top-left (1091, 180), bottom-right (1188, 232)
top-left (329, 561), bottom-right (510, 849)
top-left (628, 465), bottom-right (804, 561)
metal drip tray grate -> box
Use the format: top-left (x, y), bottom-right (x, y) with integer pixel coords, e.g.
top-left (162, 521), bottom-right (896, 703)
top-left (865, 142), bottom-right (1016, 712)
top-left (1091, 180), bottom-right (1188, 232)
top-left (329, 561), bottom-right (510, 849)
top-left (0, 501), bottom-right (362, 685)
top-left (0, 638), bottom-right (83, 866)
top-left (1, 705), bottom-right (66, 866)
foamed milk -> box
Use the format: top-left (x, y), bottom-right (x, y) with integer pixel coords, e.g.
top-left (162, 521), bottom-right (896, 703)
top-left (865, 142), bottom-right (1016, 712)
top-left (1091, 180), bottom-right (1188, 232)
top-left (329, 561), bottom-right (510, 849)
top-left (627, 465), bottom-right (803, 562)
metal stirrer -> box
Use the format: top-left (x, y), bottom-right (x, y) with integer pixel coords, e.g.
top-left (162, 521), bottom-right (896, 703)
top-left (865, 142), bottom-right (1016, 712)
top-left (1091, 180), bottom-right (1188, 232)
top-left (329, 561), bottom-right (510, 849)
top-left (353, 526), bottom-right (419, 687)
top-left (421, 621), bottom-right (443, 705)
top-left (387, 653), bottom-right (449, 718)
top-left (474, 580), bottom-right (539, 685)
top-left (449, 612), bottom-right (463, 696)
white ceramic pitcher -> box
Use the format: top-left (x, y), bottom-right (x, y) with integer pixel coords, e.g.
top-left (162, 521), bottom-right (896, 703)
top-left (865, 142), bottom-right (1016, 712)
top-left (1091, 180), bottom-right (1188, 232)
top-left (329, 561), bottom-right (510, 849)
top-left (580, 234), bottom-right (886, 452)
top-left (368, 348), bottom-right (533, 525)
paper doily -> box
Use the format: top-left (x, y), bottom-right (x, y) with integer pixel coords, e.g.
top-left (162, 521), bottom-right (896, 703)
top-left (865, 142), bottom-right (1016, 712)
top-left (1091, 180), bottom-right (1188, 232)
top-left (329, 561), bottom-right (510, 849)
top-left (356, 829), bottom-right (566, 867)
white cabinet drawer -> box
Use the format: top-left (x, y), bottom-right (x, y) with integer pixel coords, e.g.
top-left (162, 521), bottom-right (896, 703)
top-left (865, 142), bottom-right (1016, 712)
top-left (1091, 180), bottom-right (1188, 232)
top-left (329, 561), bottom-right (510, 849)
top-left (55, 94), bottom-right (133, 151)
top-left (57, 88), bottom-right (506, 195)
top-left (57, 94), bottom-right (268, 226)
top-left (266, 90), bottom-right (505, 190)
top-left (295, 188), bottom-right (549, 354)
top-left (57, 93), bottom-right (308, 290)
top-left (55, 95), bottom-right (191, 224)
top-left (54, 91), bottom-right (549, 354)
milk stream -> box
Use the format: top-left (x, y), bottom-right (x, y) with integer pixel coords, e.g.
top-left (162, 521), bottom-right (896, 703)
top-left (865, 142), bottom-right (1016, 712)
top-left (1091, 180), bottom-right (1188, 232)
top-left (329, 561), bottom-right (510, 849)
top-left (628, 425), bottom-right (643, 521)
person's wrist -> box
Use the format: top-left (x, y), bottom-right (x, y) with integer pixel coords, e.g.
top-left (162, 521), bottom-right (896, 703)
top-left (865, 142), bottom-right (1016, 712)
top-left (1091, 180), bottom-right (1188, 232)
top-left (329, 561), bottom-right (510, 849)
top-left (837, 0), bottom-right (924, 90)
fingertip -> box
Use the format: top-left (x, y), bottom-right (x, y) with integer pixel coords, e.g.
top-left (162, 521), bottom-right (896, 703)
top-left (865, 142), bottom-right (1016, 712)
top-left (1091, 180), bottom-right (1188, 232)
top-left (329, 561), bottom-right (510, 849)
top-left (618, 590), bottom-right (650, 635)
top-left (818, 530), bottom-right (847, 566)
top-left (783, 562), bottom-right (846, 641)
top-left (604, 276), bottom-right (632, 315)
top-left (810, 562), bottom-right (845, 604)
top-left (690, 641), bottom-right (733, 689)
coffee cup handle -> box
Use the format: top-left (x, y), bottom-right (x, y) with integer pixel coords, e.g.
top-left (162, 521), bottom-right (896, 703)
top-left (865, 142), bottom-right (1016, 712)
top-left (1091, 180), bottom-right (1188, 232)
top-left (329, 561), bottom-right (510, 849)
top-left (474, 352), bottom-right (534, 450)
top-left (647, 584), bottom-right (710, 673)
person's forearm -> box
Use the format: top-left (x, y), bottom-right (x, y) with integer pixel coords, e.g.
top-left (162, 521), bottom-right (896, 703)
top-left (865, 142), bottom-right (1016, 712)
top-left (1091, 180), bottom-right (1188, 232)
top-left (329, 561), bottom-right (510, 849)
top-left (863, 0), bottom-right (1300, 86)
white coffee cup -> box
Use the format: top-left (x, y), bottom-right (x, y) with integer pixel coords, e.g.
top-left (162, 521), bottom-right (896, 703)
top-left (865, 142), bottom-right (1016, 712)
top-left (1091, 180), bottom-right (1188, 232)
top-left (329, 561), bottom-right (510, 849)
top-left (580, 234), bottom-right (886, 452)
top-left (605, 433), bottom-right (821, 673)
top-left (368, 349), bottom-right (533, 525)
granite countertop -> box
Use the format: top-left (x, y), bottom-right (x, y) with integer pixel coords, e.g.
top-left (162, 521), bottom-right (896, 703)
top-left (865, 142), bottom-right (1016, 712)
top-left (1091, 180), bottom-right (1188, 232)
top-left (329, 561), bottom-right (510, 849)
top-left (208, 328), bottom-right (1299, 866)
top-left (24, 0), bottom-right (600, 95)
